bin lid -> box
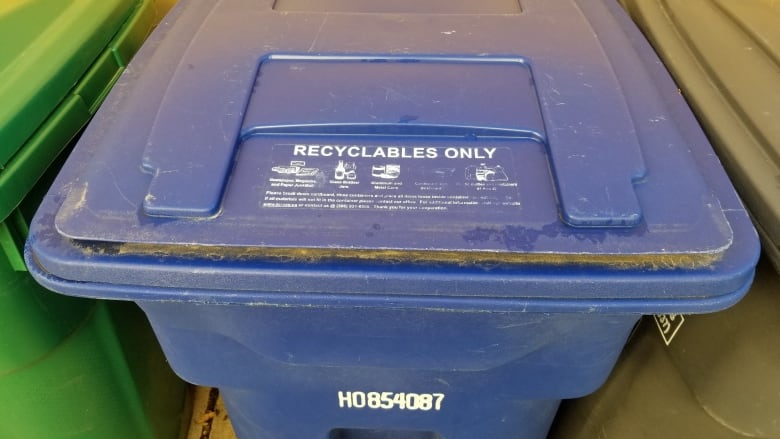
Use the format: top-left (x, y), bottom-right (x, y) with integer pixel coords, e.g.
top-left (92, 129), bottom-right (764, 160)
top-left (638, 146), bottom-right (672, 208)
top-left (27, 0), bottom-right (759, 311)
top-left (620, 0), bottom-right (780, 269)
top-left (0, 0), bottom-right (146, 221)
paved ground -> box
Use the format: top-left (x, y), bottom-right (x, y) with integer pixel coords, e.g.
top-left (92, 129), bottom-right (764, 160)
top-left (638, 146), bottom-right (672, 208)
top-left (186, 387), bottom-right (236, 439)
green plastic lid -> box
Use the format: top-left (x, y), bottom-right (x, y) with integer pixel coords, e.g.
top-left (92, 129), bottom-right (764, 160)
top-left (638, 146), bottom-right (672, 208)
top-left (0, 0), bottom-right (159, 222)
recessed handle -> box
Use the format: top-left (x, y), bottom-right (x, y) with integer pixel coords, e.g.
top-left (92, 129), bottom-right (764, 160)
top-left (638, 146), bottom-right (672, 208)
top-left (141, 54), bottom-right (645, 227)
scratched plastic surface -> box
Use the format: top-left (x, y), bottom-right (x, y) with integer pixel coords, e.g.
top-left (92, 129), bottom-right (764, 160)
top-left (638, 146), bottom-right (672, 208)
top-left (620, 0), bottom-right (780, 272)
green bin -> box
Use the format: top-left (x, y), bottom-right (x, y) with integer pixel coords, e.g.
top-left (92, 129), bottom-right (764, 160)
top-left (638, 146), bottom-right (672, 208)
top-left (0, 1), bottom-right (187, 438)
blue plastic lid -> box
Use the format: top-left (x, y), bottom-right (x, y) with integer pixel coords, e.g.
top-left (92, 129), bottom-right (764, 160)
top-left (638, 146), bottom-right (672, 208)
top-left (28, 0), bottom-right (759, 311)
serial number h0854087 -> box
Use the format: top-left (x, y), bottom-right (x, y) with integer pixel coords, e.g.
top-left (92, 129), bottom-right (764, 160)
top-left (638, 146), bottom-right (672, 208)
top-left (338, 391), bottom-right (445, 411)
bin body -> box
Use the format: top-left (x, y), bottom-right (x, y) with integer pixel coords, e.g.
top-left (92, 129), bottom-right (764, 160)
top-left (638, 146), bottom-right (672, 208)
top-left (550, 2), bottom-right (780, 436)
top-left (1, 1), bottom-right (187, 438)
top-left (26, 1), bottom-right (760, 438)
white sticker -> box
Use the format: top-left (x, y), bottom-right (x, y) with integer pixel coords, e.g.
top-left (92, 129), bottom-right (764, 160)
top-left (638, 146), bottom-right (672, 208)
top-left (338, 391), bottom-right (445, 411)
top-left (654, 314), bottom-right (685, 346)
top-left (262, 144), bottom-right (522, 213)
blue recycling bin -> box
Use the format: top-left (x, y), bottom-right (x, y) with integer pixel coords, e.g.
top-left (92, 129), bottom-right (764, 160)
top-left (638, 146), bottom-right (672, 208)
top-left (26, 1), bottom-right (759, 438)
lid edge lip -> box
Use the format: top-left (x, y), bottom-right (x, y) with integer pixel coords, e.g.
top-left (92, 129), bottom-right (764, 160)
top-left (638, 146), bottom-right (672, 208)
top-left (45, 230), bottom-right (738, 269)
top-left (23, 249), bottom-right (755, 314)
top-left (25, 230), bottom-right (758, 311)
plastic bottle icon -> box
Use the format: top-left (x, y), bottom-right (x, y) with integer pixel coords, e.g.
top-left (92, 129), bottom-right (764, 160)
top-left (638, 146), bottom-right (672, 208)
top-left (335, 160), bottom-right (346, 180)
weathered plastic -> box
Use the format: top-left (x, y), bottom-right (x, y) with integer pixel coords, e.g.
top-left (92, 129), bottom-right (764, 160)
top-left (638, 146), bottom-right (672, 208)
top-left (26, 1), bottom-right (759, 438)
top-left (619, 0), bottom-right (780, 270)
